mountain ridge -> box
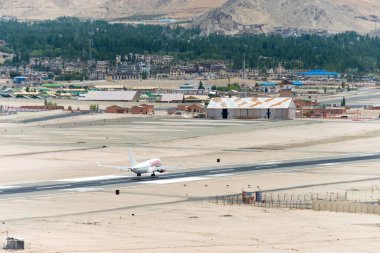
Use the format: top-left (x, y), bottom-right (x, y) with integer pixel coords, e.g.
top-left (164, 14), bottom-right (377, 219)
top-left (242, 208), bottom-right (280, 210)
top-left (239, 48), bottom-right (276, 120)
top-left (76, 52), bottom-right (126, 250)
top-left (194, 0), bottom-right (380, 35)
top-left (0, 0), bottom-right (379, 35)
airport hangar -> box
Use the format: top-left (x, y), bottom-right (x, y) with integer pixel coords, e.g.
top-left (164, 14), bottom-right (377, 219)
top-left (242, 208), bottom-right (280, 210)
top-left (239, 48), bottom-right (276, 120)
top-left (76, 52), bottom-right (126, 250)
top-left (207, 97), bottom-right (296, 120)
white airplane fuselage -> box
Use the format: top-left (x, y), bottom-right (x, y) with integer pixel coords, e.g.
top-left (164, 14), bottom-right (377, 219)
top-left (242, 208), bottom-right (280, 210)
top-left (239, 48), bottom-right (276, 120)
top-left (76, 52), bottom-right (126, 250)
top-left (130, 158), bottom-right (165, 176)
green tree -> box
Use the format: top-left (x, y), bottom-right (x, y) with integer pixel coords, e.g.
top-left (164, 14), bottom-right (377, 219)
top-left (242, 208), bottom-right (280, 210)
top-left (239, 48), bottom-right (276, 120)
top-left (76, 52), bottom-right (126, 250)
top-left (198, 81), bottom-right (205, 90)
top-left (341, 97), bottom-right (346, 107)
top-left (142, 71), bottom-right (148, 80)
top-left (89, 104), bottom-right (98, 112)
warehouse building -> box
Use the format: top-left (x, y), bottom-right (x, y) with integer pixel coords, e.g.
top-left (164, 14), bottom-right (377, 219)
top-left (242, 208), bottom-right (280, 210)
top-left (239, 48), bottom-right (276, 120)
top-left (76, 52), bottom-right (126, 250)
top-left (207, 97), bottom-right (296, 120)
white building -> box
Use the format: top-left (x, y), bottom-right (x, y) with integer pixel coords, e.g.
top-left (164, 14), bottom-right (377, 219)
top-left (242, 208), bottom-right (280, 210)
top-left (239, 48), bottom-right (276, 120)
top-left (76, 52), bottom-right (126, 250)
top-left (207, 97), bottom-right (296, 120)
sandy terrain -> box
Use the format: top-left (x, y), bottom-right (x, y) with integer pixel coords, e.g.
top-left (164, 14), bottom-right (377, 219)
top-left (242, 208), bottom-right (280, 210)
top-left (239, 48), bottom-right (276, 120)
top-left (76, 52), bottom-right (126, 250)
top-left (0, 114), bottom-right (380, 252)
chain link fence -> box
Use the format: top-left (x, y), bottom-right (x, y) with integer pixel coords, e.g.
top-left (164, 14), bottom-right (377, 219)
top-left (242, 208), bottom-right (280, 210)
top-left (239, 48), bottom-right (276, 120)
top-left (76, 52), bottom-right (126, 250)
top-left (209, 192), bottom-right (347, 210)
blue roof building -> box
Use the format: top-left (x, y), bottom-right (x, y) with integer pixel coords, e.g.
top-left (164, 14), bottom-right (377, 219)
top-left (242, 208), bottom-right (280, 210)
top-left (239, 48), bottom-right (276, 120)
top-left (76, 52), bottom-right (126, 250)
top-left (299, 70), bottom-right (340, 79)
top-left (292, 81), bottom-right (304, 86)
top-left (259, 81), bottom-right (278, 87)
top-left (13, 76), bottom-right (28, 85)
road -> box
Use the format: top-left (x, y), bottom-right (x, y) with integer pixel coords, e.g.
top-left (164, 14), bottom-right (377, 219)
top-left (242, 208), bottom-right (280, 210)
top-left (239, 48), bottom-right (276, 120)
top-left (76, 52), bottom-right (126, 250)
top-left (1, 153), bottom-right (380, 197)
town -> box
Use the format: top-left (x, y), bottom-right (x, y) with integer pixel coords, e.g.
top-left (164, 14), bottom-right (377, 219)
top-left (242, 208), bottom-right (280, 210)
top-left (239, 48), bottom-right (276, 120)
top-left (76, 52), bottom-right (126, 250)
top-left (0, 52), bottom-right (379, 122)
top-left (1, 13), bottom-right (380, 253)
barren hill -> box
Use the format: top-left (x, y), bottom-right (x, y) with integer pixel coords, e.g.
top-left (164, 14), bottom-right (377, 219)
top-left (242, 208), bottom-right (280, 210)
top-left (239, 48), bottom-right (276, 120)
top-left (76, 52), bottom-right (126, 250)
top-left (194, 0), bottom-right (380, 35)
top-left (0, 0), bottom-right (226, 21)
top-left (1, 0), bottom-right (380, 35)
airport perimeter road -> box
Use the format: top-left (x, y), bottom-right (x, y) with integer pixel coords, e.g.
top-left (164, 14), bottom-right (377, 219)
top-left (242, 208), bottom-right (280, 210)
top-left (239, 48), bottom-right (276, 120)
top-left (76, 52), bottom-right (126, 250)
top-left (1, 153), bottom-right (380, 197)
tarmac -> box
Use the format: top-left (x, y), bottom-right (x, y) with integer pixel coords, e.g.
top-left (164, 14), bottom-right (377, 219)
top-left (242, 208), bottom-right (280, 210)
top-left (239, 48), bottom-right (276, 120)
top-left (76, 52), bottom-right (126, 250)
top-left (1, 153), bottom-right (379, 198)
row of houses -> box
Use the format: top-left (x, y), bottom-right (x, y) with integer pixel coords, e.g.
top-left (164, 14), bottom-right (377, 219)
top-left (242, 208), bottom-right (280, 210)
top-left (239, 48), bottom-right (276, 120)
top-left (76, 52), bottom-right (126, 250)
top-left (104, 97), bottom-right (296, 120)
top-left (106, 104), bottom-right (154, 114)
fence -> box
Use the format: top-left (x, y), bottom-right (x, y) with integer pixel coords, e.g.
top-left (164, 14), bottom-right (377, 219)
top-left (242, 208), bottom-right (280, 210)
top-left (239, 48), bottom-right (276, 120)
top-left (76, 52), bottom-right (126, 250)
top-left (209, 191), bottom-right (380, 215)
top-left (209, 192), bottom-right (346, 210)
top-left (346, 189), bottom-right (380, 203)
top-left (312, 200), bottom-right (380, 215)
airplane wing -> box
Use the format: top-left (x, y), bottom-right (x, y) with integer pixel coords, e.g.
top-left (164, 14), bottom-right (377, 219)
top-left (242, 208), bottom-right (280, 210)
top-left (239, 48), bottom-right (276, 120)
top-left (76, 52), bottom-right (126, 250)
top-left (97, 162), bottom-right (132, 171)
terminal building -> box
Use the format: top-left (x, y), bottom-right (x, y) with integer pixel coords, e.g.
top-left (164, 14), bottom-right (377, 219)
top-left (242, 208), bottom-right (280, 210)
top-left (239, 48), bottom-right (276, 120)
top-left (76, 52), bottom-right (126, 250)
top-left (207, 97), bottom-right (296, 120)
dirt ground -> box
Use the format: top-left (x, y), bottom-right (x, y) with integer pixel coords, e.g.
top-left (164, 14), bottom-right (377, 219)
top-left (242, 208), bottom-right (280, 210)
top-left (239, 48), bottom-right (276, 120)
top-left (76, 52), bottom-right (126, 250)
top-left (0, 113), bottom-right (380, 252)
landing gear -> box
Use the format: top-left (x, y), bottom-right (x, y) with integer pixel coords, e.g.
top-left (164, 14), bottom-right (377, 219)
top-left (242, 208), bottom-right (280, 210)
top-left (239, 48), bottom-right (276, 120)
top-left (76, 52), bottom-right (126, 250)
top-left (151, 173), bottom-right (156, 177)
top-left (137, 173), bottom-right (142, 177)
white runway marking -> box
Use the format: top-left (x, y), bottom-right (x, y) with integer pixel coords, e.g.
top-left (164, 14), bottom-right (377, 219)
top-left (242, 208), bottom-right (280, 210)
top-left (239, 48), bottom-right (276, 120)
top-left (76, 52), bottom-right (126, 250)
top-left (37, 184), bottom-right (71, 190)
top-left (54, 175), bottom-right (131, 183)
top-left (258, 161), bottom-right (282, 165)
top-left (61, 188), bottom-right (103, 192)
top-left (318, 163), bottom-right (342, 166)
top-left (139, 177), bottom-right (210, 185)
top-left (0, 186), bottom-right (21, 190)
top-left (208, 173), bottom-right (235, 177)
top-left (209, 169), bottom-right (235, 173)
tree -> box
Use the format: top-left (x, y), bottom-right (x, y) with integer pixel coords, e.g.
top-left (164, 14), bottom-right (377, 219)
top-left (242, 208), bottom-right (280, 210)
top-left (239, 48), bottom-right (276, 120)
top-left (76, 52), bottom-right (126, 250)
top-left (9, 71), bottom-right (21, 78)
top-left (142, 71), bottom-right (148, 80)
top-left (198, 80), bottom-right (204, 90)
top-left (341, 97), bottom-right (346, 107)
top-left (89, 104), bottom-right (98, 112)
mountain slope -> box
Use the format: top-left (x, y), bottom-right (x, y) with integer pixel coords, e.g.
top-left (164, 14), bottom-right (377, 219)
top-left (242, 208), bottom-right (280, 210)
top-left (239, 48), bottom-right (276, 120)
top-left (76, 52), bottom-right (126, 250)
top-left (0, 0), bottom-right (226, 21)
top-left (194, 0), bottom-right (380, 35)
top-left (0, 0), bottom-right (380, 35)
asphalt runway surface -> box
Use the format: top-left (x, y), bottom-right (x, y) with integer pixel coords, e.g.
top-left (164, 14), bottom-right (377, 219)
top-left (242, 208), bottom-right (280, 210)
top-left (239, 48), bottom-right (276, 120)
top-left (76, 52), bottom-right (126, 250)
top-left (1, 153), bottom-right (380, 197)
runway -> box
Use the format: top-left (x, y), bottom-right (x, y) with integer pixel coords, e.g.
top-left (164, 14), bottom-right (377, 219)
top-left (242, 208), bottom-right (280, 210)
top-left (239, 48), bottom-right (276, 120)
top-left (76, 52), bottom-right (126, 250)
top-left (1, 153), bottom-right (380, 197)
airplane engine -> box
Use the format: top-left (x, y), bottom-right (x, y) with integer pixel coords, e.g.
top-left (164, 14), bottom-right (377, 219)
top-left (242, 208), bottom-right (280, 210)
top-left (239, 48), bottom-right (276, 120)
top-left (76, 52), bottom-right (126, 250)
top-left (158, 169), bottom-right (166, 173)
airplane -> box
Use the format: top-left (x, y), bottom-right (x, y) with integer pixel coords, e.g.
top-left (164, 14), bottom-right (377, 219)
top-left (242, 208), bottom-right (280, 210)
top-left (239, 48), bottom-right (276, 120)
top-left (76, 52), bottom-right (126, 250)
top-left (97, 149), bottom-right (171, 177)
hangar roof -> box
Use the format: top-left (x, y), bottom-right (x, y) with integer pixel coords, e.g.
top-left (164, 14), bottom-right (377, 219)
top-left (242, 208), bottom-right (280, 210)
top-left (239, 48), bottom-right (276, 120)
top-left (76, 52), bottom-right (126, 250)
top-left (207, 97), bottom-right (296, 109)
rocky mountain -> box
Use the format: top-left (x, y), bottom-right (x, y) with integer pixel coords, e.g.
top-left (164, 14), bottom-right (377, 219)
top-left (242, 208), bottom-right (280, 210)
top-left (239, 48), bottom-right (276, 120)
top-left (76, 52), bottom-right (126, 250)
top-left (0, 0), bottom-right (380, 35)
top-left (0, 0), bottom-right (226, 21)
top-left (194, 0), bottom-right (380, 35)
